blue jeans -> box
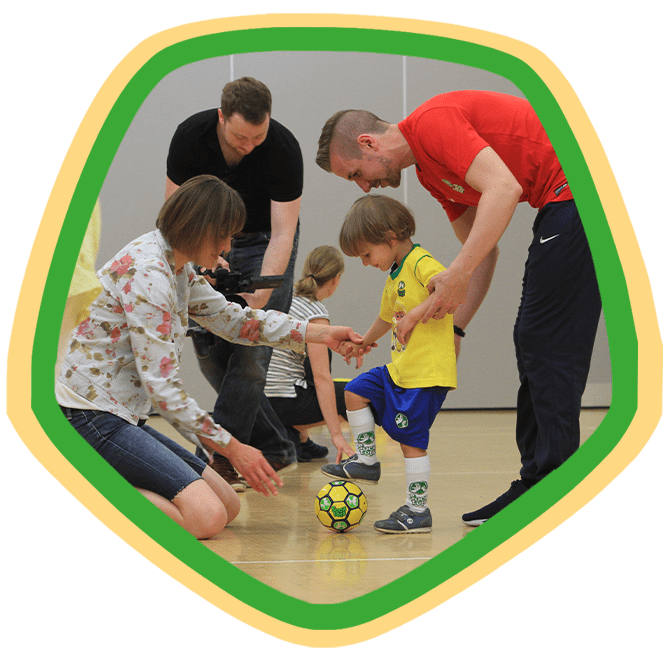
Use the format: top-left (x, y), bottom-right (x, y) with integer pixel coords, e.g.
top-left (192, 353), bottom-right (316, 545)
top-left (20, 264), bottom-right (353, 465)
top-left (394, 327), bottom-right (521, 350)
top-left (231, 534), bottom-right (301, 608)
top-left (514, 201), bottom-right (601, 486)
top-left (61, 407), bottom-right (207, 501)
top-left (191, 229), bottom-right (299, 464)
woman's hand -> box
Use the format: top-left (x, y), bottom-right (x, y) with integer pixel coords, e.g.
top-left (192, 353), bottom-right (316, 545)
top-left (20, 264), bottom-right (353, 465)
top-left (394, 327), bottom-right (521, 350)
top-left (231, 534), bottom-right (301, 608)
top-left (220, 437), bottom-right (284, 496)
top-left (307, 324), bottom-right (364, 355)
top-left (339, 339), bottom-right (376, 366)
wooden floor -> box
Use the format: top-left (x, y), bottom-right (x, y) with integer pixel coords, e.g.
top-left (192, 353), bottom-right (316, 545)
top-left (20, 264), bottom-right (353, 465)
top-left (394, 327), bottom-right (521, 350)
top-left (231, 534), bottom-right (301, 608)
top-left (149, 408), bottom-right (608, 604)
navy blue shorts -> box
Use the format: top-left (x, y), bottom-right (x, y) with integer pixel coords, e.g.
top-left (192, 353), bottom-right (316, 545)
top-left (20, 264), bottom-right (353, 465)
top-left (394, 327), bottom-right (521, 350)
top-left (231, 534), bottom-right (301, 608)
top-left (344, 365), bottom-right (449, 449)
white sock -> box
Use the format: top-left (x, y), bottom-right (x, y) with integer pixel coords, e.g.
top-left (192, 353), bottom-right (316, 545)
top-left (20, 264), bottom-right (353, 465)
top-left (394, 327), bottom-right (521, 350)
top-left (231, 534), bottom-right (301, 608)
top-left (347, 407), bottom-right (377, 465)
top-left (405, 455), bottom-right (430, 512)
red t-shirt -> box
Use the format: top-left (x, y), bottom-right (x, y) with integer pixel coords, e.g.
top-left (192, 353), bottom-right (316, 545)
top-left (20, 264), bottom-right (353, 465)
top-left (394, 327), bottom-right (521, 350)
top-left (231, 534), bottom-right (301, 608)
top-left (398, 91), bottom-right (572, 222)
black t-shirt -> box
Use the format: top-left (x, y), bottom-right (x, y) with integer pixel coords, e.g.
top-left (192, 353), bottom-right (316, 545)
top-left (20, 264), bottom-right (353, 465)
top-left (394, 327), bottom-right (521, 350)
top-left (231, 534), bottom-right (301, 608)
top-left (166, 109), bottom-right (303, 233)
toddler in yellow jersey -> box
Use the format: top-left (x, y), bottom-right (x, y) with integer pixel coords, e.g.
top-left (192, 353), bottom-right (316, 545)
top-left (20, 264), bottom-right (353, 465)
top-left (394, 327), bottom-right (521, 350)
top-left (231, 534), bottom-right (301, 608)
top-left (322, 195), bottom-right (457, 533)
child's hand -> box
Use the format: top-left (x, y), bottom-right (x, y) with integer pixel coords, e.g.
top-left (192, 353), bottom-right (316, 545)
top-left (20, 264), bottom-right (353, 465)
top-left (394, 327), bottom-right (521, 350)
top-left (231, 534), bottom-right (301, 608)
top-left (331, 433), bottom-right (355, 463)
top-left (395, 312), bottom-right (419, 346)
top-left (314, 325), bottom-right (364, 355)
top-left (342, 340), bottom-right (377, 368)
top-left (338, 340), bottom-right (356, 362)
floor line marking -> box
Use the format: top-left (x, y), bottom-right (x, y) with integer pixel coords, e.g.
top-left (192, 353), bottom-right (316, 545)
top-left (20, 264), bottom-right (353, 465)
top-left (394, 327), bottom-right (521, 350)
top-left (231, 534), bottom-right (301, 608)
top-left (231, 557), bottom-right (435, 566)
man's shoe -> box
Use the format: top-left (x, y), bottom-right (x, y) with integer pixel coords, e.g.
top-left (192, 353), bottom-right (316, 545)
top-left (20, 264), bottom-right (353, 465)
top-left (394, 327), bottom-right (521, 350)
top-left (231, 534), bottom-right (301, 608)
top-left (302, 438), bottom-right (329, 460)
top-left (295, 442), bottom-right (312, 462)
top-left (287, 427), bottom-right (312, 462)
top-left (374, 505), bottom-right (432, 534)
top-left (462, 480), bottom-right (528, 527)
top-left (321, 454), bottom-right (380, 485)
top-left (211, 454), bottom-right (245, 493)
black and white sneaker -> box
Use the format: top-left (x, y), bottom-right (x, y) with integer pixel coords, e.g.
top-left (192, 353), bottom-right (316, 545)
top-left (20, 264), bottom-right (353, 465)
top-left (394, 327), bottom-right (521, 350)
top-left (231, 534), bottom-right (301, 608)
top-left (462, 480), bottom-right (528, 527)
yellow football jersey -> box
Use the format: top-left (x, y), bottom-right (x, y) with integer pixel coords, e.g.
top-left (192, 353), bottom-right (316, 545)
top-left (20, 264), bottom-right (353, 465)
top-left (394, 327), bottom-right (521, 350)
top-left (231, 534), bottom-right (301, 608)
top-left (379, 245), bottom-right (457, 389)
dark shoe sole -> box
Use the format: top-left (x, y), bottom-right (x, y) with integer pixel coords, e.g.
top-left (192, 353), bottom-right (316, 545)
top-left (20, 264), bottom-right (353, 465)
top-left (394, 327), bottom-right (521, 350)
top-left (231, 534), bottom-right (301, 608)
top-left (320, 468), bottom-right (379, 485)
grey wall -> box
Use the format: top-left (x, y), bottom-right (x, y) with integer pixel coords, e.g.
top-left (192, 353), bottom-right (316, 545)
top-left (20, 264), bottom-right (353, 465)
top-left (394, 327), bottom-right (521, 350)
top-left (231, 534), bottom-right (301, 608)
top-left (99, 51), bottom-right (611, 412)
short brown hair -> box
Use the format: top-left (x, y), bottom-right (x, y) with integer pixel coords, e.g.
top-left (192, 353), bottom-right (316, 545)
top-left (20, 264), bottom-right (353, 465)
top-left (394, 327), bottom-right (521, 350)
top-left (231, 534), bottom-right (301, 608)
top-left (339, 195), bottom-right (415, 257)
top-left (294, 246), bottom-right (345, 300)
top-left (156, 175), bottom-right (245, 254)
top-left (220, 77), bottom-right (272, 125)
top-left (316, 109), bottom-right (388, 172)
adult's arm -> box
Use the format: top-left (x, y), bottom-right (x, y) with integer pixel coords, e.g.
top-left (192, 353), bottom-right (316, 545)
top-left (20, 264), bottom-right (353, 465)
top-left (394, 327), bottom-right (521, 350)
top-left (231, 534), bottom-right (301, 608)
top-left (242, 197), bottom-right (301, 309)
top-left (165, 176), bottom-right (179, 199)
top-left (306, 318), bottom-right (354, 462)
top-left (422, 146), bottom-right (521, 321)
top-left (449, 207), bottom-right (499, 356)
top-left (198, 434), bottom-right (283, 497)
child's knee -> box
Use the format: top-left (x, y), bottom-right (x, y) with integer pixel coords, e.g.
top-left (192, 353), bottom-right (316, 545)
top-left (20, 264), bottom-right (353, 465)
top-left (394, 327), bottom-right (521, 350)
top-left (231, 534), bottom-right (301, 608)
top-left (345, 390), bottom-right (368, 409)
top-left (401, 444), bottom-right (427, 458)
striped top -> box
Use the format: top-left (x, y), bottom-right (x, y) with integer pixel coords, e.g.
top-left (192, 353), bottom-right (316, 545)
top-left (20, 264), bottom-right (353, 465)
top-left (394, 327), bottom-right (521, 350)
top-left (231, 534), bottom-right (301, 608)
top-left (264, 294), bottom-right (329, 398)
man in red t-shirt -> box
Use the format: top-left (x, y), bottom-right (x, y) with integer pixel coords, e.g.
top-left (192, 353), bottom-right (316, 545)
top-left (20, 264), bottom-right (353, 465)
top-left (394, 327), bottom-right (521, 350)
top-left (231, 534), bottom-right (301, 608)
top-left (316, 90), bottom-right (601, 526)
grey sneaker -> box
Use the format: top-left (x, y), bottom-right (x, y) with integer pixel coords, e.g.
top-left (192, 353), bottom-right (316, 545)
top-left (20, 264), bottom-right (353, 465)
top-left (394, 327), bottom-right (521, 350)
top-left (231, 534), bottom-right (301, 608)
top-left (374, 505), bottom-right (432, 534)
top-left (321, 454), bottom-right (381, 485)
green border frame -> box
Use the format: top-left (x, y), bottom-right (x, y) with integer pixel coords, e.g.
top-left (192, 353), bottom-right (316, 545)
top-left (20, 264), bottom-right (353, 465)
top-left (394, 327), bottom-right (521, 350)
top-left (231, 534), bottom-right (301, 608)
top-left (32, 27), bottom-right (635, 629)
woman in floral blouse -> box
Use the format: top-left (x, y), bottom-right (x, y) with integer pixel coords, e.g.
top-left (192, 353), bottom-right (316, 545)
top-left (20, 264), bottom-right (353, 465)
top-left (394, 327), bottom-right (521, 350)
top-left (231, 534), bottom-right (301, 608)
top-left (57, 175), bottom-right (362, 539)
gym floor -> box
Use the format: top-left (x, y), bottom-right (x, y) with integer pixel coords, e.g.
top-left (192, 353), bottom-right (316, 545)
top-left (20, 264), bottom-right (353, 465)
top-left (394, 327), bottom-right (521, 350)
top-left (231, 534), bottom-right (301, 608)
top-left (149, 407), bottom-right (608, 604)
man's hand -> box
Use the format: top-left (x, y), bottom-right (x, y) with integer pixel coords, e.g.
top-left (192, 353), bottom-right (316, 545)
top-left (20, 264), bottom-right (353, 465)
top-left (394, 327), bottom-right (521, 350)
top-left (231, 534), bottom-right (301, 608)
top-left (422, 267), bottom-right (471, 322)
top-left (238, 289), bottom-right (271, 310)
top-left (199, 255), bottom-right (230, 287)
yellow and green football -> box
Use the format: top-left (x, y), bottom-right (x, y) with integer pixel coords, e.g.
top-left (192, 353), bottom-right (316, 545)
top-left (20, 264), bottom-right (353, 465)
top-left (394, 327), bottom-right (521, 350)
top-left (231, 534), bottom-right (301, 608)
top-left (315, 480), bottom-right (368, 532)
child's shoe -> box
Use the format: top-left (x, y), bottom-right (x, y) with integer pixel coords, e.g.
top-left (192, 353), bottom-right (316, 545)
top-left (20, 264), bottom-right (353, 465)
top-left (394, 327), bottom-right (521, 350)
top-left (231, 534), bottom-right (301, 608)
top-left (374, 505), bottom-right (432, 534)
top-left (321, 454), bottom-right (380, 484)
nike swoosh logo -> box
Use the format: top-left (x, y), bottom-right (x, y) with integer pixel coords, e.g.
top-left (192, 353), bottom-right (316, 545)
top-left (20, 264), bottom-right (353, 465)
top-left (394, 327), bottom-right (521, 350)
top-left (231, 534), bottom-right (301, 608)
top-left (540, 234), bottom-right (560, 244)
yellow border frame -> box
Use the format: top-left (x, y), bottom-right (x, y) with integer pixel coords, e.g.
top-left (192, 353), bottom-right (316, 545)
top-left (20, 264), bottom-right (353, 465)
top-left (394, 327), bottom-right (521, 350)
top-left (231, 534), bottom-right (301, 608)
top-left (7, 14), bottom-right (661, 645)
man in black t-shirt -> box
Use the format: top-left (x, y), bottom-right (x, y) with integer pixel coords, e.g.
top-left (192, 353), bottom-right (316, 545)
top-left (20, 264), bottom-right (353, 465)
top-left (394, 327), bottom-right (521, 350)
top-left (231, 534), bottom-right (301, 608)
top-left (166, 77), bottom-right (303, 491)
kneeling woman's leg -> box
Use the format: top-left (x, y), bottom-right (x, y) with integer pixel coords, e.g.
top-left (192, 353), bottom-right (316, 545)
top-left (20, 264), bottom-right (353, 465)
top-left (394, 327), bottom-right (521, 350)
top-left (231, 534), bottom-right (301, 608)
top-left (141, 424), bottom-right (241, 537)
top-left (63, 408), bottom-right (240, 539)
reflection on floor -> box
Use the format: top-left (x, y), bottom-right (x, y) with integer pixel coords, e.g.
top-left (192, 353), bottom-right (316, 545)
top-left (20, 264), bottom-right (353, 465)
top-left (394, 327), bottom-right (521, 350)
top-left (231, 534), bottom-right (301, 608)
top-left (149, 408), bottom-right (608, 604)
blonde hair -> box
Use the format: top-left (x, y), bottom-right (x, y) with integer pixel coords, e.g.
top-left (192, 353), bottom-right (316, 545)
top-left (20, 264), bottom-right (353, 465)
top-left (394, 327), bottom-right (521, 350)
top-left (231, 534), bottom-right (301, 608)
top-left (339, 195), bottom-right (415, 257)
top-left (294, 245), bottom-right (345, 301)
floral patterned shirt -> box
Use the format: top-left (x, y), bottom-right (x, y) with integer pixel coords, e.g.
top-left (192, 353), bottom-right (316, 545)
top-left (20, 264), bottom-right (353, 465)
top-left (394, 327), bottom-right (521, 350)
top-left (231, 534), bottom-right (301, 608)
top-left (56, 230), bottom-right (307, 449)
